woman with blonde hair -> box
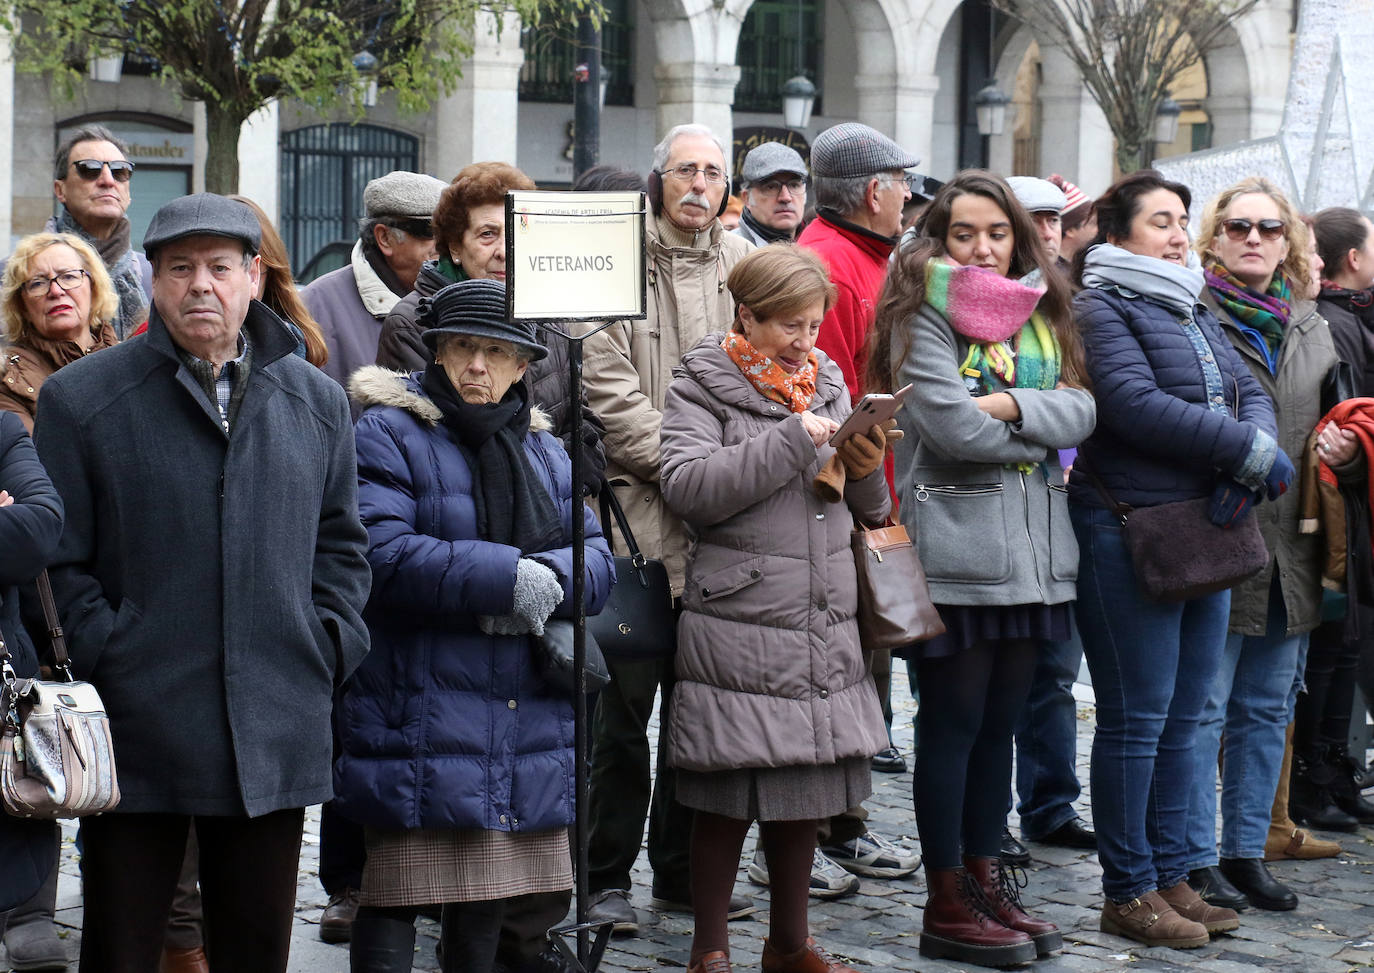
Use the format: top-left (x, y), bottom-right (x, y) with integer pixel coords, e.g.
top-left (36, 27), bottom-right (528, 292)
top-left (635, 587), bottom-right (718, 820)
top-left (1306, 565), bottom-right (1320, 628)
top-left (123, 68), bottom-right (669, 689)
top-left (1182, 176), bottom-right (1360, 913)
top-left (660, 243), bottom-right (892, 973)
top-left (0, 231), bottom-right (118, 431)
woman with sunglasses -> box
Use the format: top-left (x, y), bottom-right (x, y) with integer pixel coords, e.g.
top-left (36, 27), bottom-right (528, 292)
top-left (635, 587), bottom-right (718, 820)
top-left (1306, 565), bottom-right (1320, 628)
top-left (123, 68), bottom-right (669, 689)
top-left (1182, 177), bottom-right (1358, 913)
top-left (0, 232), bottom-right (119, 433)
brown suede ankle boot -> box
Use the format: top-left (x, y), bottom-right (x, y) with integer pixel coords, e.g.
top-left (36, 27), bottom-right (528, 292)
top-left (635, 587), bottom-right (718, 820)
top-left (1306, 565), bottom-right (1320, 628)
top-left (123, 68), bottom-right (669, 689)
top-left (1267, 722), bottom-right (1341, 860)
top-left (1100, 890), bottom-right (1209, 948)
top-left (1158, 879), bottom-right (1239, 934)
top-left (760, 936), bottom-right (857, 973)
top-left (920, 867), bottom-right (1037, 968)
top-left (964, 855), bottom-right (1062, 957)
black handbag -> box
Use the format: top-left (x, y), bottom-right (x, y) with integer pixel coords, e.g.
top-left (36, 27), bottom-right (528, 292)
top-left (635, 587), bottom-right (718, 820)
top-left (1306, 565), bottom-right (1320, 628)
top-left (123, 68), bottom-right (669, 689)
top-left (587, 481), bottom-right (677, 660)
top-left (533, 620), bottom-right (610, 695)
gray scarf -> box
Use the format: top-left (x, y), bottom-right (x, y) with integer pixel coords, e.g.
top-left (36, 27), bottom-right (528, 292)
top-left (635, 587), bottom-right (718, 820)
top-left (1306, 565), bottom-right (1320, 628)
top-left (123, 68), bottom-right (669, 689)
top-left (49, 209), bottom-right (148, 340)
top-left (1080, 242), bottom-right (1204, 317)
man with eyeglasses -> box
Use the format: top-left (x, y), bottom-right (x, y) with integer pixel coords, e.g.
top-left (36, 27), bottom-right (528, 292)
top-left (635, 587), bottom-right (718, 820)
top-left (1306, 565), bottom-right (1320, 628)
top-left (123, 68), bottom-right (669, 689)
top-left (303, 170), bottom-right (444, 387)
top-left (45, 125), bottom-right (150, 339)
top-left (733, 142), bottom-right (809, 246)
top-left (579, 123), bottom-right (754, 936)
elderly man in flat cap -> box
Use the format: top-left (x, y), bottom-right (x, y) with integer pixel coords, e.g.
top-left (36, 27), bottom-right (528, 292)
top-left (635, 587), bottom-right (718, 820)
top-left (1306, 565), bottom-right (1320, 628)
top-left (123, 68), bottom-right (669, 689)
top-left (733, 142), bottom-right (810, 246)
top-left (304, 170), bottom-right (445, 387)
top-left (1008, 175), bottom-right (1069, 265)
top-left (785, 121), bottom-right (920, 896)
top-left (33, 193), bottom-right (371, 973)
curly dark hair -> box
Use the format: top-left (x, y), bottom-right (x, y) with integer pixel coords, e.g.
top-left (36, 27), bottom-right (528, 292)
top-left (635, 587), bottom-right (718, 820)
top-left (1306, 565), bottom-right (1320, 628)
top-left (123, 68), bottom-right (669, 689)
top-left (432, 162), bottom-right (536, 262)
top-left (866, 169), bottom-right (1087, 394)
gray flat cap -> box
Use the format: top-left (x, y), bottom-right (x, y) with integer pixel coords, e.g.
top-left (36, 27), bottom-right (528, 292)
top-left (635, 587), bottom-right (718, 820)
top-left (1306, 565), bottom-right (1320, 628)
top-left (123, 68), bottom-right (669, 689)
top-left (1007, 176), bottom-right (1068, 214)
top-left (810, 123), bottom-right (919, 179)
top-left (143, 193), bottom-right (260, 255)
top-left (741, 143), bottom-right (808, 184)
top-left (364, 170), bottom-right (447, 220)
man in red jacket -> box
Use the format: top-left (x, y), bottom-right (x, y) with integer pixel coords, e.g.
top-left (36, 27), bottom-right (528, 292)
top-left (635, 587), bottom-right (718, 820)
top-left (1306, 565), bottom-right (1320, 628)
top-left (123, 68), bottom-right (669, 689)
top-left (786, 121), bottom-right (920, 894)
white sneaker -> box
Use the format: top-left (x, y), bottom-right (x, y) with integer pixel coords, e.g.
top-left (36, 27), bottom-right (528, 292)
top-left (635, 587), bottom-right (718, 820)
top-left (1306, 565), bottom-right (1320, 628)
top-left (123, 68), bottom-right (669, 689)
top-left (820, 829), bottom-right (921, 878)
top-left (747, 846), bottom-right (861, 899)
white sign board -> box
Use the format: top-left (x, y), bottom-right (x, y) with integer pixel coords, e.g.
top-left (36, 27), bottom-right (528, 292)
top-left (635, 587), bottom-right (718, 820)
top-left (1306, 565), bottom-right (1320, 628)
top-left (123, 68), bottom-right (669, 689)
top-left (505, 191), bottom-right (646, 322)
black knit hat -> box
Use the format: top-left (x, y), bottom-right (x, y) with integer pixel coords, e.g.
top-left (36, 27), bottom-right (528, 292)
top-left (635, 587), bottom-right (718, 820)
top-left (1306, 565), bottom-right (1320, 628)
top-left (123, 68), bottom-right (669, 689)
top-left (419, 279), bottom-right (548, 362)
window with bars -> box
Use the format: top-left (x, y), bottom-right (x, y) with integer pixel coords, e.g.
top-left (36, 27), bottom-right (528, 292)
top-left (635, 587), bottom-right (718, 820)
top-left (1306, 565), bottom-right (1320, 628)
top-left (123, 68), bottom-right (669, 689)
top-left (519, 0), bottom-right (634, 107)
top-left (736, 0), bottom-right (822, 114)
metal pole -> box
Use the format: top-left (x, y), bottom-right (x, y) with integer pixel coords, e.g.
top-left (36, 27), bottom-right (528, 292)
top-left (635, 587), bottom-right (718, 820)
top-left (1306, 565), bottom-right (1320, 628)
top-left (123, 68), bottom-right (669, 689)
top-left (573, 14), bottom-right (602, 181)
top-left (568, 332), bottom-right (590, 970)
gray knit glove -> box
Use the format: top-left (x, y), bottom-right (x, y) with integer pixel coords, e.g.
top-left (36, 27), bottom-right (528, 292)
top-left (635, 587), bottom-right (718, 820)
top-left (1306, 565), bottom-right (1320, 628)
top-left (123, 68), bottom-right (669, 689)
top-left (478, 557), bottom-right (563, 636)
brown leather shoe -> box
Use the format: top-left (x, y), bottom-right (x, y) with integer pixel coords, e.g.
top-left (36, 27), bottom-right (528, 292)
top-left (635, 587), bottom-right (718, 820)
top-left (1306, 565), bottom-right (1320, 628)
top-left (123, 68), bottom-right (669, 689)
top-left (319, 886), bottom-right (360, 944)
top-left (919, 867), bottom-right (1037, 967)
top-left (1158, 880), bottom-right (1239, 934)
top-left (964, 855), bottom-right (1062, 957)
top-left (688, 950), bottom-right (732, 973)
top-left (761, 937), bottom-right (858, 973)
top-left (159, 946), bottom-right (209, 973)
top-left (1100, 890), bottom-right (1209, 948)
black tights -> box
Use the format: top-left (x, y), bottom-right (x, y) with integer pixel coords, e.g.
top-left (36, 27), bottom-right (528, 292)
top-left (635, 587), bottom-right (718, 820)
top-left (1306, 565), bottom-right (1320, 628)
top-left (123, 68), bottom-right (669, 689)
top-left (350, 900), bottom-right (506, 973)
top-left (688, 812), bottom-right (816, 963)
top-left (915, 639), bottom-right (1037, 869)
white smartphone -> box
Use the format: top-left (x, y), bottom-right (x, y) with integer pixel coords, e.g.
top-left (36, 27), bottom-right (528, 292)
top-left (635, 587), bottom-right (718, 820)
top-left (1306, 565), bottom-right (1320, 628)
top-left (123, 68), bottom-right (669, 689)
top-left (828, 383), bottom-right (912, 446)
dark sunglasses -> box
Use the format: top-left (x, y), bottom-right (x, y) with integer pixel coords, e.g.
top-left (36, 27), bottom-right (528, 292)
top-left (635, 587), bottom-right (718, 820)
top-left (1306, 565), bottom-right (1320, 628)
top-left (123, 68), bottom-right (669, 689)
top-left (70, 159), bottom-right (135, 183)
top-left (385, 218), bottom-right (434, 240)
top-left (1221, 217), bottom-right (1285, 242)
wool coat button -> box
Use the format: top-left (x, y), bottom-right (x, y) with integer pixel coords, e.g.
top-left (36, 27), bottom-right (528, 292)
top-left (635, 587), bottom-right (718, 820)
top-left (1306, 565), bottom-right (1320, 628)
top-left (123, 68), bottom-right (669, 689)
top-left (507, 699), bottom-right (517, 710)
top-left (819, 689), bottom-right (829, 699)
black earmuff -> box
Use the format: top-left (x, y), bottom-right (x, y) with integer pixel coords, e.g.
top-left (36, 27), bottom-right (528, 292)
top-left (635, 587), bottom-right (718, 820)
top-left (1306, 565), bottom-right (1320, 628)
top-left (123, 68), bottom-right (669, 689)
top-left (646, 169), bottom-right (731, 220)
top-left (718, 180), bottom-right (731, 217)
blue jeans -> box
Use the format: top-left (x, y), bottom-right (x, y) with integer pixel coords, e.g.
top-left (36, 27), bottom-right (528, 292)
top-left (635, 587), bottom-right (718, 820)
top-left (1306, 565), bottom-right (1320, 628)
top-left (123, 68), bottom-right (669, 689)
top-left (1185, 582), bottom-right (1309, 864)
top-left (1071, 504), bottom-right (1231, 901)
top-left (1011, 626), bottom-right (1085, 838)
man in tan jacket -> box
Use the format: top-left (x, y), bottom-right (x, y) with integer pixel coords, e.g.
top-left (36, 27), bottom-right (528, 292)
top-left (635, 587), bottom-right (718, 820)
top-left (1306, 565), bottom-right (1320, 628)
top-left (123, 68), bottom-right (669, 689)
top-left (581, 124), bottom-right (754, 934)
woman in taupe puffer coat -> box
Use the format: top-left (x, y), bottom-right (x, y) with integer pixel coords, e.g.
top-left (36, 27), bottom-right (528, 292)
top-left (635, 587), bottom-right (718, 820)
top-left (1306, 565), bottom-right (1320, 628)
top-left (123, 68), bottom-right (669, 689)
top-left (659, 245), bottom-right (891, 973)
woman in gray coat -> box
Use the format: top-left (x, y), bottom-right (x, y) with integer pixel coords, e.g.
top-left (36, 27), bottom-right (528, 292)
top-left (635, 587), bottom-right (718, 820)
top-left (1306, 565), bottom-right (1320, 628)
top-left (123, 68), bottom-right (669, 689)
top-left (869, 171), bottom-right (1096, 968)
top-left (659, 245), bottom-right (891, 973)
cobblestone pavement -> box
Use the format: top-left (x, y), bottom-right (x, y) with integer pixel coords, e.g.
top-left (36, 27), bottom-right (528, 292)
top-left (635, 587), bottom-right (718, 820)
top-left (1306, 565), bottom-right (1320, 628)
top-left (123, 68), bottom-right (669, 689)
top-left (13, 659), bottom-right (1374, 972)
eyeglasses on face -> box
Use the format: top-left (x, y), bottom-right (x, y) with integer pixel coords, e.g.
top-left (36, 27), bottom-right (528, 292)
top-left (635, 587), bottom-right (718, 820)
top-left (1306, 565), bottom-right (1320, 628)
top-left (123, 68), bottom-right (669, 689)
top-left (22, 268), bottom-right (89, 297)
top-left (70, 159), bottom-right (135, 183)
top-left (661, 164), bottom-right (727, 185)
top-left (756, 177), bottom-right (806, 197)
top-left (1221, 217), bottom-right (1285, 242)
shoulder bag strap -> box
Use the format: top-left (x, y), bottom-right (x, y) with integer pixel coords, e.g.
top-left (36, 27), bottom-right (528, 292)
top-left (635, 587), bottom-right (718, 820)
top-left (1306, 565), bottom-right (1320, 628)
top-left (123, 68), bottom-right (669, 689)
top-left (1074, 455), bottom-right (1132, 526)
top-left (34, 571), bottom-right (71, 681)
top-left (597, 477), bottom-right (656, 589)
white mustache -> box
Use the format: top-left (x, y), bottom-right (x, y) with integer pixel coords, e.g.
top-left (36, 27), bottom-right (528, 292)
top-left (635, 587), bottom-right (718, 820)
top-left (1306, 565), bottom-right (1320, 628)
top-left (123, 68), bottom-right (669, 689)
top-left (680, 191), bottom-right (712, 209)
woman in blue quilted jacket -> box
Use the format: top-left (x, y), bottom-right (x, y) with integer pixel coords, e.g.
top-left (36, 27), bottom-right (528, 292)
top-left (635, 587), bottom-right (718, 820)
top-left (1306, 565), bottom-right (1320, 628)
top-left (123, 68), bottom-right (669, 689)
top-left (1068, 170), bottom-right (1291, 950)
top-left (335, 278), bottom-right (614, 973)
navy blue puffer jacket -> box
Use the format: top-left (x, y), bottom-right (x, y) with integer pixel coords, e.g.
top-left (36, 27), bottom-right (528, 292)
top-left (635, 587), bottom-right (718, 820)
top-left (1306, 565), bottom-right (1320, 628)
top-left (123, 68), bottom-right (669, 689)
top-left (1068, 287), bottom-right (1278, 508)
top-left (335, 367), bottom-right (615, 834)
top-left (0, 412), bottom-right (62, 677)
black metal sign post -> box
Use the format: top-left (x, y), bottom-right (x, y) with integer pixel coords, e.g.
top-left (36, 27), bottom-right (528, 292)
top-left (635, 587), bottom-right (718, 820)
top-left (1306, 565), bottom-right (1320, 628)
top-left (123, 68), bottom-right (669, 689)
top-left (504, 191), bottom-right (647, 972)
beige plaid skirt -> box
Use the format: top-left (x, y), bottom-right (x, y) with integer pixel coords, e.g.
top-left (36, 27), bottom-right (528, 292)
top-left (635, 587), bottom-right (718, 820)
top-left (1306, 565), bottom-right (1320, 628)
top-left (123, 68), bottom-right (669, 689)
top-left (360, 826), bottom-right (572, 907)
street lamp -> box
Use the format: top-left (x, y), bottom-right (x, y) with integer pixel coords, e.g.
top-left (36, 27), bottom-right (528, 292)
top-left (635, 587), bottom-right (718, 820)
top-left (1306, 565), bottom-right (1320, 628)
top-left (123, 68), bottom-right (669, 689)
top-left (782, 75), bottom-right (817, 130)
top-left (1154, 96), bottom-right (1182, 147)
top-left (974, 81), bottom-right (1011, 137)
top-left (352, 50), bottom-right (380, 108)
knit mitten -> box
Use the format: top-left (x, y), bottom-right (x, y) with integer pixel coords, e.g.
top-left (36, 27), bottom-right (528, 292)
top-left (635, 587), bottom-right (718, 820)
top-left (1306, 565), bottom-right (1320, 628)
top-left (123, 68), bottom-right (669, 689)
top-left (479, 558), bottom-right (563, 636)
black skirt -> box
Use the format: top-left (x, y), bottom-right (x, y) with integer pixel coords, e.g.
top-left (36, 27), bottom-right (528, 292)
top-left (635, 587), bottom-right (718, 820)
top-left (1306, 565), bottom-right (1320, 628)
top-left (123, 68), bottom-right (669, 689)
top-left (907, 602), bottom-right (1073, 660)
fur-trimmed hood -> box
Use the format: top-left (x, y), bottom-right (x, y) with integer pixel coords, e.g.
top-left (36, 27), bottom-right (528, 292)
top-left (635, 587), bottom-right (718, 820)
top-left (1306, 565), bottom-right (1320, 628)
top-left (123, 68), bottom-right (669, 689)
top-left (348, 364), bottom-right (552, 432)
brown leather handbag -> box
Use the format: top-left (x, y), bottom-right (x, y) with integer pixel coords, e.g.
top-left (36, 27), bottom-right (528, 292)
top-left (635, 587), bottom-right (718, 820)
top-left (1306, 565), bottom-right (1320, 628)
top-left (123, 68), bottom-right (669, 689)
top-left (1, 571), bottom-right (120, 819)
top-left (851, 522), bottom-right (945, 651)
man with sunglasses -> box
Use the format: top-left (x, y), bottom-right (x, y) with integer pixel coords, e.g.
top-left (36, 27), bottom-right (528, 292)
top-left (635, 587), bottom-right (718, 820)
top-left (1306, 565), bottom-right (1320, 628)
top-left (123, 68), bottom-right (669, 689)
top-left (46, 125), bottom-right (150, 339)
top-left (303, 170), bottom-right (444, 387)
top-left (733, 142), bottom-right (809, 246)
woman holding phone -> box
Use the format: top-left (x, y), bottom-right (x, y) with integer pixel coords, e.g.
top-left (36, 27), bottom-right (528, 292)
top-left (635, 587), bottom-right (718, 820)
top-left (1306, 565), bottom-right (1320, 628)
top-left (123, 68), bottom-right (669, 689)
top-left (869, 170), bottom-right (1095, 969)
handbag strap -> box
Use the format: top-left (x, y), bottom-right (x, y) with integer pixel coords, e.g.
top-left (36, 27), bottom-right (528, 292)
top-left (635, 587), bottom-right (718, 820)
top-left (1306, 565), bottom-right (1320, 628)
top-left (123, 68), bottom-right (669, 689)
top-left (1074, 455), bottom-right (1131, 526)
top-left (597, 478), bottom-right (647, 569)
top-left (35, 571), bottom-right (71, 681)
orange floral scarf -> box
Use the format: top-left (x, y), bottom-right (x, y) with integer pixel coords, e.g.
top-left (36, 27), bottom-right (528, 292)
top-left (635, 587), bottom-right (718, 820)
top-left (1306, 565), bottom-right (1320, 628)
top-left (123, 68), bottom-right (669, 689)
top-left (721, 331), bottom-right (819, 414)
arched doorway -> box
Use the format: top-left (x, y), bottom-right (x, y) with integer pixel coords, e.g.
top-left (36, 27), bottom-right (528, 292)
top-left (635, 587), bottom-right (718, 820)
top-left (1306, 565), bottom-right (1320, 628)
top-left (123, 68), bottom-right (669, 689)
top-left (279, 123), bottom-right (420, 280)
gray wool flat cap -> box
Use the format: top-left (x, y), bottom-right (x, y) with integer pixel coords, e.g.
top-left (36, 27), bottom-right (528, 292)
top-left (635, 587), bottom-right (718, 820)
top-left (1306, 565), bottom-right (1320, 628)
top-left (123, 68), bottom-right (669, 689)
top-left (810, 123), bottom-right (919, 179)
top-left (1007, 176), bottom-right (1068, 214)
top-left (364, 170), bottom-right (447, 220)
top-left (740, 143), bottom-right (808, 184)
top-left (143, 193), bottom-right (261, 255)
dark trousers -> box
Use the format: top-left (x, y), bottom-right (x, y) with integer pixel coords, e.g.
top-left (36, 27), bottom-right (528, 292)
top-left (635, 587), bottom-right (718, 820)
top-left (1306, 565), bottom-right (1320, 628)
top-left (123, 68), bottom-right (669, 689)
top-left (319, 801), bottom-right (367, 895)
top-left (165, 825), bottom-right (204, 950)
top-left (1010, 626), bottom-right (1086, 839)
top-left (79, 808), bottom-right (305, 973)
top-left (1296, 618), bottom-right (1360, 755)
top-left (586, 653), bottom-right (692, 894)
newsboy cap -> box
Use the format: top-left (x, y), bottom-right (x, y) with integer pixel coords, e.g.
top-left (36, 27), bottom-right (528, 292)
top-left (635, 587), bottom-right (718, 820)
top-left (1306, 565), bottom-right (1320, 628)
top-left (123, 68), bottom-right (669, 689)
top-left (420, 279), bottom-right (548, 362)
top-left (364, 171), bottom-right (447, 220)
top-left (810, 123), bottom-right (919, 179)
top-left (143, 193), bottom-right (261, 255)
top-left (1007, 176), bottom-right (1068, 214)
top-left (740, 143), bottom-right (808, 184)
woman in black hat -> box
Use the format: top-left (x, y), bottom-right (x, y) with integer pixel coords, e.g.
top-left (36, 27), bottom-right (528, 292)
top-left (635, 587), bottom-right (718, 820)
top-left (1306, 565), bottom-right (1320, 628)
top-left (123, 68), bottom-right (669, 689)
top-left (335, 277), bottom-right (616, 973)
